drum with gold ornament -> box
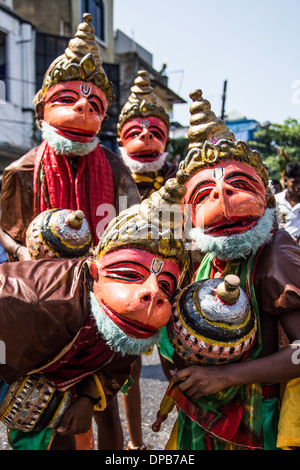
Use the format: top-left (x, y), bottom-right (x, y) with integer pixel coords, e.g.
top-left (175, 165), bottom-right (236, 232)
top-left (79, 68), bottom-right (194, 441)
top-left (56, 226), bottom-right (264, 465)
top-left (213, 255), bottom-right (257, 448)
top-left (167, 274), bottom-right (257, 365)
top-left (26, 208), bottom-right (92, 260)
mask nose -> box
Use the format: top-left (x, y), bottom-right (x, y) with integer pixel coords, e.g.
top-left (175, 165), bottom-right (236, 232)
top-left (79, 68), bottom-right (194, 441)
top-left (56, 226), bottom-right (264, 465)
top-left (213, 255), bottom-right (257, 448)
top-left (127, 274), bottom-right (172, 329)
top-left (73, 98), bottom-right (95, 115)
top-left (140, 128), bottom-right (153, 144)
top-left (137, 274), bottom-right (164, 309)
top-left (210, 181), bottom-right (237, 218)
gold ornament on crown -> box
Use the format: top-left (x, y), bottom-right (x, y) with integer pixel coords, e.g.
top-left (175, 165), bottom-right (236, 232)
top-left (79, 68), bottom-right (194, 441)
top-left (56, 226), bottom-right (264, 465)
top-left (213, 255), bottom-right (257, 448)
top-left (117, 70), bottom-right (170, 138)
top-left (34, 13), bottom-right (114, 125)
top-left (176, 89), bottom-right (269, 188)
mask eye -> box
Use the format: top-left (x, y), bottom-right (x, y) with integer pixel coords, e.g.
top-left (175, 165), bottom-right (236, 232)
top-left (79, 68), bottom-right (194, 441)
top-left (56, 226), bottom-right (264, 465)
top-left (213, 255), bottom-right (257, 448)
top-left (89, 97), bottom-right (105, 115)
top-left (90, 101), bottom-right (101, 114)
top-left (128, 131), bottom-right (141, 139)
top-left (229, 179), bottom-right (255, 192)
top-left (105, 268), bottom-right (144, 282)
top-left (150, 129), bottom-right (165, 141)
top-left (53, 96), bottom-right (76, 104)
top-left (193, 187), bottom-right (214, 205)
top-left (158, 280), bottom-right (172, 296)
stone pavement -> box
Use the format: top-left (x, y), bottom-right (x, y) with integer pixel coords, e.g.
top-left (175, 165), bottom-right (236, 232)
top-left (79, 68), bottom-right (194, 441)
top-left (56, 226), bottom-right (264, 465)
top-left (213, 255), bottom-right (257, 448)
top-left (0, 348), bottom-right (177, 450)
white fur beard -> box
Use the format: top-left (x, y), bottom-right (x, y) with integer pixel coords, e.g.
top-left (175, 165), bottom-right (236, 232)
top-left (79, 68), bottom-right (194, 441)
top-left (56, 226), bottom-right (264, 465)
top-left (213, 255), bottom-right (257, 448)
top-left (42, 122), bottom-right (99, 156)
top-left (189, 208), bottom-right (276, 260)
top-left (89, 292), bottom-right (161, 356)
top-left (119, 147), bottom-right (167, 174)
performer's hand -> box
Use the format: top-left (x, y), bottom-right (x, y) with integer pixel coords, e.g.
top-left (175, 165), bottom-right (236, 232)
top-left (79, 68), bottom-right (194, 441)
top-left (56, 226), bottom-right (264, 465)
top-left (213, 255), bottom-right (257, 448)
top-left (56, 397), bottom-right (94, 435)
top-left (170, 366), bottom-right (228, 400)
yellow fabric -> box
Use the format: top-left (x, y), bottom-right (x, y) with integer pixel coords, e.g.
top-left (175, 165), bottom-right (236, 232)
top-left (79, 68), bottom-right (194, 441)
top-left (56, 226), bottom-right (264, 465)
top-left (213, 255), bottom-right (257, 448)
top-left (277, 378), bottom-right (300, 448)
top-left (132, 174), bottom-right (154, 183)
top-left (132, 173), bottom-right (164, 184)
top-left (158, 382), bottom-right (176, 416)
top-left (165, 419), bottom-right (178, 450)
top-left (92, 374), bottom-right (107, 411)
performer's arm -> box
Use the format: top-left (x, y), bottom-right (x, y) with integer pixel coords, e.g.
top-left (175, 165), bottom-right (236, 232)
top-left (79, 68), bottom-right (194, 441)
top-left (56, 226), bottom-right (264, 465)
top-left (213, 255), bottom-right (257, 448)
top-left (55, 376), bottom-right (100, 436)
top-left (0, 228), bottom-right (30, 261)
top-left (171, 309), bottom-right (300, 400)
top-left (171, 344), bottom-right (300, 400)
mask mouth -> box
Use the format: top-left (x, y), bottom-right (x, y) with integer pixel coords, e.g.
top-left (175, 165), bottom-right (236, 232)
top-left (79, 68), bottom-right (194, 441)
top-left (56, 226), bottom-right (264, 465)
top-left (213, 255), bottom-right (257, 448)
top-left (205, 217), bottom-right (259, 236)
top-left (128, 152), bottom-right (161, 162)
top-left (100, 300), bottom-right (158, 339)
top-left (53, 126), bottom-right (96, 142)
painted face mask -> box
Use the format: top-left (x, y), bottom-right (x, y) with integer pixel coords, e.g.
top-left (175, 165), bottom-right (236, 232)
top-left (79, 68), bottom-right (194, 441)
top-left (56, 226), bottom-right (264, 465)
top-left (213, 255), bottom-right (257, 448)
top-left (185, 160), bottom-right (267, 236)
top-left (43, 80), bottom-right (107, 143)
top-left (90, 248), bottom-right (181, 339)
top-left (120, 116), bottom-right (168, 163)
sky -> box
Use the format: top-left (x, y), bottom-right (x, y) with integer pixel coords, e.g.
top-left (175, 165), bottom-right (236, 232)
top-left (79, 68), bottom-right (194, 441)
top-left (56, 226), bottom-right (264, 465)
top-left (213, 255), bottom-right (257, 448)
top-left (114, 0), bottom-right (300, 127)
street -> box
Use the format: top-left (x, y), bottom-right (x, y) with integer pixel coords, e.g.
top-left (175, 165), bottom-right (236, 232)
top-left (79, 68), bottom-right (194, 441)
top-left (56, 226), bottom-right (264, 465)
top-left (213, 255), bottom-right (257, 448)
top-left (0, 348), bottom-right (177, 450)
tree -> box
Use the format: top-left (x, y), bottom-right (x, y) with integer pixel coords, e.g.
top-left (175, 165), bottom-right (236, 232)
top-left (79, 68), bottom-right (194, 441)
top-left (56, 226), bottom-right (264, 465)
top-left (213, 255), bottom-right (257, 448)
top-left (167, 136), bottom-right (189, 164)
top-left (248, 118), bottom-right (300, 181)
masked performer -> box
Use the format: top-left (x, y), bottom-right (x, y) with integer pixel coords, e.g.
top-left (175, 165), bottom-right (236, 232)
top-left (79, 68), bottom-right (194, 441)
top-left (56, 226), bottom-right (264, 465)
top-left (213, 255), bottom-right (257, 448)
top-left (152, 90), bottom-right (300, 450)
top-left (0, 183), bottom-right (189, 451)
top-left (0, 14), bottom-right (140, 450)
top-left (0, 13), bottom-right (140, 262)
top-left (117, 70), bottom-right (177, 200)
top-left (109, 71), bottom-right (178, 450)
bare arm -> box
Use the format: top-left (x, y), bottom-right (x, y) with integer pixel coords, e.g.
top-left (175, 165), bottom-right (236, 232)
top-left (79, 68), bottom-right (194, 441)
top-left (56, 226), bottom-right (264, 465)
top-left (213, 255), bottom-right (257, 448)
top-left (0, 228), bottom-right (30, 261)
top-left (171, 345), bottom-right (300, 400)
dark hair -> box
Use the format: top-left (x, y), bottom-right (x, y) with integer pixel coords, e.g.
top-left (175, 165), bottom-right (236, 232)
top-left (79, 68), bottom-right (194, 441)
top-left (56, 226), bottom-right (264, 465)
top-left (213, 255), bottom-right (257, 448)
top-left (270, 179), bottom-right (282, 191)
top-left (285, 162), bottom-right (300, 178)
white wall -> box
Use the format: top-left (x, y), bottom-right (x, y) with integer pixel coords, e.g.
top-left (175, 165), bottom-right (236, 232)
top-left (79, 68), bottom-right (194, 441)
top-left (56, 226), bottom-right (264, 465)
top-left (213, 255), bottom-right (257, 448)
top-left (0, 8), bottom-right (35, 148)
top-left (0, 1), bottom-right (13, 9)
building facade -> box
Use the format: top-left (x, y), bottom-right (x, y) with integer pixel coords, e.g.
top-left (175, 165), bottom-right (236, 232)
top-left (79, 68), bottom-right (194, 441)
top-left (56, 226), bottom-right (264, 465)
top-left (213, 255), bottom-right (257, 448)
top-left (0, 1), bottom-right (35, 169)
top-left (0, 0), bottom-right (185, 165)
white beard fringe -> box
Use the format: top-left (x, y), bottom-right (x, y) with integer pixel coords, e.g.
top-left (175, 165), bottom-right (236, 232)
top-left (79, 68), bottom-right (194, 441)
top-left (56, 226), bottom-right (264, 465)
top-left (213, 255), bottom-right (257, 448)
top-left (118, 147), bottom-right (167, 174)
top-left (41, 122), bottom-right (99, 156)
top-left (89, 292), bottom-right (161, 356)
top-left (189, 208), bottom-right (276, 260)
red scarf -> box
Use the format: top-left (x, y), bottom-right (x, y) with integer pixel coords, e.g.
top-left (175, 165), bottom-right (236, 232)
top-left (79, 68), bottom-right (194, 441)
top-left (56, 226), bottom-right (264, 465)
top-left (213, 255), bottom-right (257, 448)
top-left (33, 140), bottom-right (115, 245)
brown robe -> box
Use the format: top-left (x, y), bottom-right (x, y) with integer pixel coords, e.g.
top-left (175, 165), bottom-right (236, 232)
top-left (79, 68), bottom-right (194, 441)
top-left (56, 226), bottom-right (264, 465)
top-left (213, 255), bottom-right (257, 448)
top-left (0, 257), bottom-right (135, 403)
top-left (132, 161), bottom-right (177, 201)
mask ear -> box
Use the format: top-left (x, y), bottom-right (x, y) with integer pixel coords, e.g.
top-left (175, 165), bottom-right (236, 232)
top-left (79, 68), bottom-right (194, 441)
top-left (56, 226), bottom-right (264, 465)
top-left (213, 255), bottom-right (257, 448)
top-left (88, 259), bottom-right (99, 282)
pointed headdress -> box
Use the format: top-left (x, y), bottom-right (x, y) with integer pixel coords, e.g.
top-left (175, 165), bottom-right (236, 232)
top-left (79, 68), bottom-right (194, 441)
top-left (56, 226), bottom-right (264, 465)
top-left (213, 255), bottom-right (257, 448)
top-left (117, 70), bottom-right (170, 138)
top-left (177, 89), bottom-right (269, 188)
top-left (34, 13), bottom-right (114, 125)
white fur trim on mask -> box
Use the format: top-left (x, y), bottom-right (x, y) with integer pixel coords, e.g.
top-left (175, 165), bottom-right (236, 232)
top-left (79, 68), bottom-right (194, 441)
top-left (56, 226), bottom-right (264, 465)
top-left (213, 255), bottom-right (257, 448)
top-left (119, 147), bottom-right (167, 174)
top-left (189, 208), bottom-right (276, 260)
top-left (89, 291), bottom-right (161, 356)
top-left (42, 122), bottom-right (99, 156)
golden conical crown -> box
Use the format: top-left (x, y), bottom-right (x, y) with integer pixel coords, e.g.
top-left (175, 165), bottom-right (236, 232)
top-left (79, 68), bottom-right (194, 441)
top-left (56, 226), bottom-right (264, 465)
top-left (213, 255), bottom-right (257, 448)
top-left (117, 70), bottom-right (170, 136)
top-left (175, 89), bottom-right (269, 188)
top-left (188, 89), bottom-right (235, 148)
top-left (34, 13), bottom-right (114, 123)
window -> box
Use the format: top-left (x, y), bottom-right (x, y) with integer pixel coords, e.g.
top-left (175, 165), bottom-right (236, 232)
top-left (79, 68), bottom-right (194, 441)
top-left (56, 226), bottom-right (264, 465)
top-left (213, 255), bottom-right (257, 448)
top-left (35, 32), bottom-right (69, 91)
top-left (0, 31), bottom-right (7, 101)
top-left (82, 0), bottom-right (105, 42)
